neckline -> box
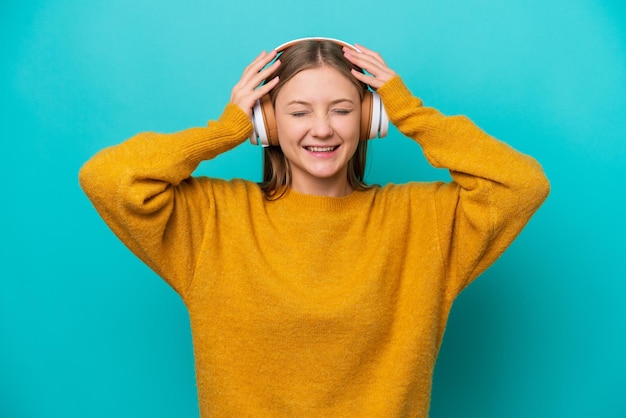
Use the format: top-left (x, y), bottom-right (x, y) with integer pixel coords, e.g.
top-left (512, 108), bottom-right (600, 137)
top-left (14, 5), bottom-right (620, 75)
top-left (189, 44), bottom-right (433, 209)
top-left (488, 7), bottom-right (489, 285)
top-left (275, 187), bottom-right (375, 212)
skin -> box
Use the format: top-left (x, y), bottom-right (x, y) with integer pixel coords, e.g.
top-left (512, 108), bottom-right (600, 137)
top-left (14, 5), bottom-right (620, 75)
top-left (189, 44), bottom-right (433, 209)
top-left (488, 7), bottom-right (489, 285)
top-left (230, 43), bottom-right (397, 197)
top-left (273, 65), bottom-right (361, 197)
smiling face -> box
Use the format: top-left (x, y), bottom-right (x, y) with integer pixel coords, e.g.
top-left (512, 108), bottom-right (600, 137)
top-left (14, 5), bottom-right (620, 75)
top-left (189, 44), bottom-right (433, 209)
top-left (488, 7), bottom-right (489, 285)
top-left (274, 65), bottom-right (362, 197)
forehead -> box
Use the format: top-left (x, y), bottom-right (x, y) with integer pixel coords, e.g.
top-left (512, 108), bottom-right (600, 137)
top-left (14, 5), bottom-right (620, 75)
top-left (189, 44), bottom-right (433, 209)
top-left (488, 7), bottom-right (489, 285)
top-left (275, 66), bottom-right (360, 104)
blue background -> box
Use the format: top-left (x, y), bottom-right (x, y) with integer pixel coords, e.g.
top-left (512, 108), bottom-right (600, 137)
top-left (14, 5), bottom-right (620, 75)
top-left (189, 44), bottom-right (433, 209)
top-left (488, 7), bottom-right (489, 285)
top-left (2, 0), bottom-right (625, 417)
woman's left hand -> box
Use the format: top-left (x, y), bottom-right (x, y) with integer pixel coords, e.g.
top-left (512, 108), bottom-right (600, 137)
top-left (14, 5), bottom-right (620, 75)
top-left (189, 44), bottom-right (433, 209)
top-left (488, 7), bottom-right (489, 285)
top-left (343, 43), bottom-right (396, 89)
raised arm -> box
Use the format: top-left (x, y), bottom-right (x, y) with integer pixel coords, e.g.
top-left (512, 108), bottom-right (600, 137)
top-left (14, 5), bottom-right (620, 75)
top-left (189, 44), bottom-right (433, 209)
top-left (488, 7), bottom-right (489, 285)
top-left (79, 51), bottom-right (281, 296)
top-left (346, 45), bottom-right (550, 298)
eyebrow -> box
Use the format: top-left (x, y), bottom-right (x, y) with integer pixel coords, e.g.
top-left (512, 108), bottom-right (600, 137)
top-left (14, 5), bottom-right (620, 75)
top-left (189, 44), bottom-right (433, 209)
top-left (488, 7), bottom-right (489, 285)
top-left (285, 98), bottom-right (355, 106)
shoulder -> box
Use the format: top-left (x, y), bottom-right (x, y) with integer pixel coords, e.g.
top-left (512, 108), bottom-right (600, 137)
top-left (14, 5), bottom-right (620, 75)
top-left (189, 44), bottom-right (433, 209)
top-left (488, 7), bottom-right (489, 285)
top-left (176, 177), bottom-right (263, 207)
top-left (371, 181), bottom-right (446, 202)
top-left (356, 182), bottom-right (447, 217)
top-left (193, 177), bottom-right (263, 198)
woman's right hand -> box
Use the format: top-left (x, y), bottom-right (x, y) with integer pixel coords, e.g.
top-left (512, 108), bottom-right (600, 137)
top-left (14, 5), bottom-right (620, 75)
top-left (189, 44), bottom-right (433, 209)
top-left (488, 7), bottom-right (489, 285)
top-left (230, 50), bottom-right (281, 117)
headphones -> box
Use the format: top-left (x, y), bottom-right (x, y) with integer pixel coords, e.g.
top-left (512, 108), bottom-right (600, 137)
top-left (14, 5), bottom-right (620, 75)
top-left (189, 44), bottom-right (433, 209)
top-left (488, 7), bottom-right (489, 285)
top-left (250, 37), bottom-right (389, 147)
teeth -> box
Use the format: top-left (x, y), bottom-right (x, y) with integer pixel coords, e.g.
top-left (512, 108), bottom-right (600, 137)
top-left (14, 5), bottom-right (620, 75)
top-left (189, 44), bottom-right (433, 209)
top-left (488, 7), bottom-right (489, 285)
top-left (306, 146), bottom-right (337, 152)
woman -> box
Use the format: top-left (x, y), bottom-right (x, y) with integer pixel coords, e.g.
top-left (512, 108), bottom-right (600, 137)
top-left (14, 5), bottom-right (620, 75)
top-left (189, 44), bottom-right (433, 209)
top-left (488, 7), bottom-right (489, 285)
top-left (80, 38), bottom-right (549, 417)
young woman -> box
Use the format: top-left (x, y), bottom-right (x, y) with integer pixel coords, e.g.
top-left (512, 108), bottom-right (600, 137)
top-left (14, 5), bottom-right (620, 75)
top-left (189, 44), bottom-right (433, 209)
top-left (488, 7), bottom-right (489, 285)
top-left (80, 38), bottom-right (549, 417)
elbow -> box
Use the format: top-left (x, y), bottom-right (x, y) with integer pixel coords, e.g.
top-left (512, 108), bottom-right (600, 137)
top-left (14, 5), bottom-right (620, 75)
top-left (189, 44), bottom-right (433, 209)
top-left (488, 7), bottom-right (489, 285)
top-left (78, 151), bottom-right (118, 205)
top-left (533, 160), bottom-right (550, 199)
top-left (523, 163), bottom-right (551, 211)
top-left (78, 158), bottom-right (97, 198)
top-left (538, 172), bottom-right (551, 202)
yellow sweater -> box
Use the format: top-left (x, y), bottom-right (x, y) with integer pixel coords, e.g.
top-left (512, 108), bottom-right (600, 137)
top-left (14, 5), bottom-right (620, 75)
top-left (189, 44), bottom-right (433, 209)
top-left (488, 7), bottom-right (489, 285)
top-left (79, 76), bottom-right (549, 417)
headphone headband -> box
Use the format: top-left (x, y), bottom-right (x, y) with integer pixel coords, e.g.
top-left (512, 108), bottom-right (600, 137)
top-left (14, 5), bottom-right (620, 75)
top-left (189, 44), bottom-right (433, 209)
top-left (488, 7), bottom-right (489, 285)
top-left (273, 37), bottom-right (361, 54)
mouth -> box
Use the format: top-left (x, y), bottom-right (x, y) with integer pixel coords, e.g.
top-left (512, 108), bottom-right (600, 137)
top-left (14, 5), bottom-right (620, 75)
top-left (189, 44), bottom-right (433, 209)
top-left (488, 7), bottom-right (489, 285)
top-left (304, 145), bottom-right (340, 153)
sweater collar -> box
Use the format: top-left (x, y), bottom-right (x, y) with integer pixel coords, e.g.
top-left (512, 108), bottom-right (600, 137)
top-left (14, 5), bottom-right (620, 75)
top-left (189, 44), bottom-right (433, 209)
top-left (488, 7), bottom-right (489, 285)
top-left (270, 187), bottom-right (375, 213)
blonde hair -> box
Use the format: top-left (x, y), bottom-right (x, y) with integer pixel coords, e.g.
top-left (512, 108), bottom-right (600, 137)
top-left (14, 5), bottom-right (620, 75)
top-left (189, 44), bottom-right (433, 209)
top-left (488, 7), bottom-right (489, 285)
top-left (259, 40), bottom-right (371, 199)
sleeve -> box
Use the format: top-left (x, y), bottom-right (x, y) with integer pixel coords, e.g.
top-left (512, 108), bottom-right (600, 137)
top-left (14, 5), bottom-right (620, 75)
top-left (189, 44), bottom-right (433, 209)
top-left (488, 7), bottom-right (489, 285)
top-left (377, 76), bottom-right (550, 299)
top-left (78, 103), bottom-right (253, 297)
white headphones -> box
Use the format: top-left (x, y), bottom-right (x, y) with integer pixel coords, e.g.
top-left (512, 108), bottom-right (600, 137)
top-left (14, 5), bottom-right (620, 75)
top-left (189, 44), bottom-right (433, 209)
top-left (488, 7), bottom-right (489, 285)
top-left (250, 37), bottom-right (389, 147)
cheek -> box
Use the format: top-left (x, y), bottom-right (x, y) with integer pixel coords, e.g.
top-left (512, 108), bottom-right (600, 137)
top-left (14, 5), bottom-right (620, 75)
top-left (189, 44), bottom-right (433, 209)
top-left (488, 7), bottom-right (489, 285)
top-left (276, 115), bottom-right (304, 142)
top-left (336, 114), bottom-right (362, 140)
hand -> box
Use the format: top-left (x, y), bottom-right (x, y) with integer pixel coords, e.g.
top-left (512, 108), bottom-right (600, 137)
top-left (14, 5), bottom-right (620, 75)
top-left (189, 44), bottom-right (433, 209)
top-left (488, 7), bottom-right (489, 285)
top-left (230, 50), bottom-right (281, 117)
top-left (343, 44), bottom-right (396, 89)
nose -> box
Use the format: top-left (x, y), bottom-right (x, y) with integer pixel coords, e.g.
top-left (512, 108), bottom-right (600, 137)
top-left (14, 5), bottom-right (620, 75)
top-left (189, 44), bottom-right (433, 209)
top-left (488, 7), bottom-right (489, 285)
top-left (310, 114), bottom-right (333, 139)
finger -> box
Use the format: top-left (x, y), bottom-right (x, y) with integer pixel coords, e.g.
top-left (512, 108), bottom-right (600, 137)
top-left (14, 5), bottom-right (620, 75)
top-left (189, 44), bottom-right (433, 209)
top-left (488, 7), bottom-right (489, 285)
top-left (344, 48), bottom-right (387, 74)
top-left (254, 75), bottom-right (280, 96)
top-left (241, 59), bottom-right (280, 96)
top-left (232, 75), bottom-right (280, 116)
top-left (236, 51), bottom-right (267, 85)
top-left (230, 49), bottom-right (283, 116)
top-left (345, 54), bottom-right (395, 86)
top-left (237, 50), bottom-right (278, 87)
top-left (246, 49), bottom-right (278, 73)
top-left (233, 57), bottom-right (281, 99)
top-left (346, 44), bottom-right (387, 70)
top-left (353, 43), bottom-right (386, 63)
top-left (351, 69), bottom-right (386, 89)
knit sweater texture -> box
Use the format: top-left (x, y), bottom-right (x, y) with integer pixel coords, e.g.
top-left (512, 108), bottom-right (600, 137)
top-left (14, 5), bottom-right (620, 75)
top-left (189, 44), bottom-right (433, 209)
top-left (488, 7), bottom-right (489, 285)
top-left (79, 76), bottom-right (550, 417)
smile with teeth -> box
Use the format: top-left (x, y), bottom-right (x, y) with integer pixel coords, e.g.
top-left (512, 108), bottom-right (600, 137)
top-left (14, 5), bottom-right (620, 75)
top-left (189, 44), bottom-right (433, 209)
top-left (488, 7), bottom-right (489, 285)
top-left (305, 145), bottom-right (339, 152)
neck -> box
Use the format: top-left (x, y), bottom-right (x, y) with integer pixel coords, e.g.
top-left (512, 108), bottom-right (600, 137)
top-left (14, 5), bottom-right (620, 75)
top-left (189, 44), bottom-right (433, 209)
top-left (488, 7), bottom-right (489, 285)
top-left (290, 178), bottom-right (354, 197)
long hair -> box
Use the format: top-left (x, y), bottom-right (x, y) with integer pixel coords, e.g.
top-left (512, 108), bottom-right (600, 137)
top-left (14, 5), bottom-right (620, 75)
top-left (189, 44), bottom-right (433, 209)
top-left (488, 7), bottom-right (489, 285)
top-left (259, 40), bottom-right (371, 199)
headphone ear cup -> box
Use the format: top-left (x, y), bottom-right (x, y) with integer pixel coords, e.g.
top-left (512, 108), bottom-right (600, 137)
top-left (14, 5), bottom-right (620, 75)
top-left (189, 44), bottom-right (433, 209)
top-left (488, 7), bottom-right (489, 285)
top-left (250, 94), bottom-right (278, 147)
top-left (260, 94), bottom-right (279, 146)
top-left (360, 91), bottom-right (389, 140)
top-left (377, 93), bottom-right (389, 138)
top-left (250, 99), bottom-right (265, 146)
top-left (360, 91), bottom-right (373, 141)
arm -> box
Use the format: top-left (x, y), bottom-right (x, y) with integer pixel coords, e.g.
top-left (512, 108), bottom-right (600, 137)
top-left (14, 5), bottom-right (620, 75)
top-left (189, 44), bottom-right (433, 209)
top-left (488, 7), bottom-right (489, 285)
top-left (346, 45), bottom-right (550, 298)
top-left (79, 51), bottom-right (281, 296)
top-left (79, 105), bottom-right (251, 296)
